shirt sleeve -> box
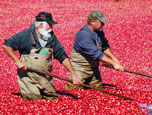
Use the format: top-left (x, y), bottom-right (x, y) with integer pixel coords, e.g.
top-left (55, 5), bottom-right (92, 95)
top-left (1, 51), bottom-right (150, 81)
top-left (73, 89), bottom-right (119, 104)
top-left (97, 31), bottom-right (110, 52)
top-left (101, 35), bottom-right (110, 52)
top-left (52, 36), bottom-right (68, 63)
top-left (3, 33), bottom-right (21, 50)
top-left (73, 31), bottom-right (104, 61)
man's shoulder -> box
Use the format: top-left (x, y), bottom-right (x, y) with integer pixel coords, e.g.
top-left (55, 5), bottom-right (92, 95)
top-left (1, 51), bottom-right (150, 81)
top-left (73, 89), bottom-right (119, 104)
top-left (16, 29), bottom-right (30, 36)
top-left (76, 29), bottom-right (94, 43)
top-left (9, 29), bottom-right (30, 41)
top-left (77, 29), bottom-right (91, 37)
top-left (9, 28), bottom-right (32, 44)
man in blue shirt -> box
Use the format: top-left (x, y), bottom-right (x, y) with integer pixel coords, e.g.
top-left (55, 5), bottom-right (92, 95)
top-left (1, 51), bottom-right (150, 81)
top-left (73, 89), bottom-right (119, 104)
top-left (66, 10), bottom-right (124, 89)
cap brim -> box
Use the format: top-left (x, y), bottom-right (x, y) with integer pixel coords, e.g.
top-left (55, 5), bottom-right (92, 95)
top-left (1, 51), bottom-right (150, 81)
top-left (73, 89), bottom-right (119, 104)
top-left (47, 20), bottom-right (57, 25)
top-left (99, 17), bottom-right (108, 22)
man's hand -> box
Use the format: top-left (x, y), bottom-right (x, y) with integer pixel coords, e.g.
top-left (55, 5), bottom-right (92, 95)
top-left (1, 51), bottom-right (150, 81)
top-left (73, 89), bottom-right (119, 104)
top-left (102, 48), bottom-right (124, 71)
top-left (101, 55), bottom-right (124, 71)
top-left (71, 73), bottom-right (82, 85)
top-left (113, 62), bottom-right (124, 71)
top-left (16, 60), bottom-right (27, 70)
top-left (112, 57), bottom-right (124, 71)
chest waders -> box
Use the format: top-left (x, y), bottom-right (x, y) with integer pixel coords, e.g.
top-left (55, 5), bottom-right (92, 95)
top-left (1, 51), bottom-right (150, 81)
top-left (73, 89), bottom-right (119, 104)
top-left (17, 32), bottom-right (58, 101)
top-left (66, 29), bottom-right (102, 90)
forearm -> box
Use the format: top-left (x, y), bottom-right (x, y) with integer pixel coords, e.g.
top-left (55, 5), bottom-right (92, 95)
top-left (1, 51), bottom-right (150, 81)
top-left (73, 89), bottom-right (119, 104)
top-left (102, 49), bottom-right (124, 71)
top-left (62, 58), bottom-right (81, 84)
top-left (104, 48), bottom-right (120, 63)
top-left (104, 48), bottom-right (115, 59)
top-left (101, 55), bottom-right (116, 66)
top-left (3, 45), bottom-right (20, 62)
top-left (62, 58), bottom-right (76, 75)
top-left (3, 45), bottom-right (28, 70)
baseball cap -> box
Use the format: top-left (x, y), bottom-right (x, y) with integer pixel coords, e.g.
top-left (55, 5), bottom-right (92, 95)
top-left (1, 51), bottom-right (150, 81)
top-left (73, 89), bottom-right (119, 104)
top-left (88, 10), bottom-right (108, 22)
top-left (36, 12), bottom-right (57, 25)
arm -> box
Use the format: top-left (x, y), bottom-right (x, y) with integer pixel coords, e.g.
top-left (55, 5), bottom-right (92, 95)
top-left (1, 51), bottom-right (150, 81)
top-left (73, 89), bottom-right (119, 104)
top-left (104, 48), bottom-right (120, 64)
top-left (50, 36), bottom-right (81, 84)
top-left (3, 45), bottom-right (27, 70)
top-left (62, 58), bottom-right (82, 85)
top-left (102, 48), bottom-right (123, 71)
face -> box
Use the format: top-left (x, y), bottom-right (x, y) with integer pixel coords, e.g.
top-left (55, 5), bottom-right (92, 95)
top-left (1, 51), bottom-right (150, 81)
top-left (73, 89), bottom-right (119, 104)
top-left (38, 22), bottom-right (53, 40)
top-left (92, 20), bottom-right (104, 31)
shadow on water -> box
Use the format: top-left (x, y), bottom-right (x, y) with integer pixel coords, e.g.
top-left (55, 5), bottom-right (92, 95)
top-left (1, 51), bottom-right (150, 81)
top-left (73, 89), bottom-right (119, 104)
top-left (11, 91), bottom-right (80, 99)
top-left (11, 93), bottom-right (22, 97)
top-left (138, 103), bottom-right (152, 114)
top-left (56, 90), bottom-right (80, 99)
top-left (102, 83), bottom-right (123, 90)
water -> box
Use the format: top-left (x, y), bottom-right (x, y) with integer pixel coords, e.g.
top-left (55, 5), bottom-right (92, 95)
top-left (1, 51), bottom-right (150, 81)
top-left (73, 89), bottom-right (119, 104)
top-left (138, 103), bottom-right (152, 115)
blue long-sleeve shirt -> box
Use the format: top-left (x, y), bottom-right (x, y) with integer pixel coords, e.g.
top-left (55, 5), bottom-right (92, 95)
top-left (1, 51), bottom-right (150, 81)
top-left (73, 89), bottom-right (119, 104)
top-left (73, 24), bottom-right (110, 61)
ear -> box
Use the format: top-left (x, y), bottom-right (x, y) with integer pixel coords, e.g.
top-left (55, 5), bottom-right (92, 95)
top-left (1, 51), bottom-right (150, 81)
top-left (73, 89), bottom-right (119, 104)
top-left (90, 20), bottom-right (95, 25)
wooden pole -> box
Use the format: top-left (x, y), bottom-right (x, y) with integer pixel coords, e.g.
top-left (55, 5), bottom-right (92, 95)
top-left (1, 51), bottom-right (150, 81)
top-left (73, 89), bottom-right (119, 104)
top-left (102, 64), bottom-right (152, 78)
top-left (27, 67), bottom-right (135, 101)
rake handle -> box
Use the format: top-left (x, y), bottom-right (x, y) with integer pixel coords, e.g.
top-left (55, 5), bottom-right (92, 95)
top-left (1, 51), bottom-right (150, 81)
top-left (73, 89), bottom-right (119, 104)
top-left (27, 67), bottom-right (135, 101)
top-left (102, 64), bottom-right (152, 78)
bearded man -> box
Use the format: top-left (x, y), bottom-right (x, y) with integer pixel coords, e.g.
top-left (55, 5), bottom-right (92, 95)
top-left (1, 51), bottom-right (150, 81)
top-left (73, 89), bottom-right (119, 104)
top-left (3, 12), bottom-right (81, 101)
